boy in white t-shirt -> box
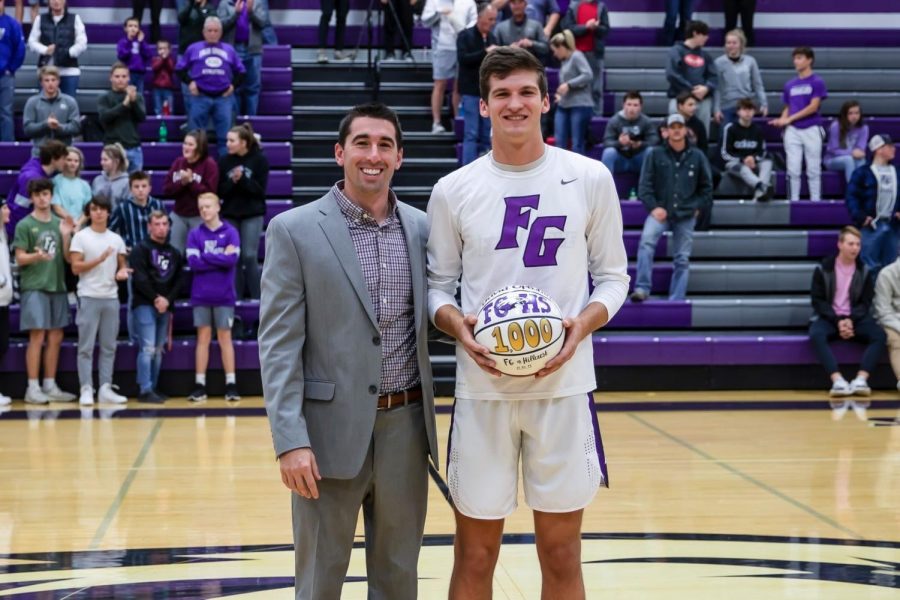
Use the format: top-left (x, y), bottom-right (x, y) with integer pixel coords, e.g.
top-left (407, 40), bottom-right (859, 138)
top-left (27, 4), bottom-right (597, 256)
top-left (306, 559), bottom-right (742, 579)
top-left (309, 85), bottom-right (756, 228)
top-left (69, 196), bottom-right (131, 405)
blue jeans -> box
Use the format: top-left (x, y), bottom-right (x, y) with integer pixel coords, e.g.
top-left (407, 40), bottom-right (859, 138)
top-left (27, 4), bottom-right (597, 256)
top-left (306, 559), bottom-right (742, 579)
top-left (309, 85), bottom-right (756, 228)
top-left (860, 220), bottom-right (899, 278)
top-left (554, 105), bottom-right (592, 156)
top-left (234, 45), bottom-right (262, 117)
top-left (134, 304), bottom-right (170, 394)
top-left (59, 75), bottom-right (79, 99)
top-left (153, 88), bottom-right (174, 116)
top-left (225, 215), bottom-right (263, 300)
top-left (601, 146), bottom-right (649, 174)
top-left (461, 95), bottom-right (490, 165)
top-left (825, 154), bottom-right (865, 183)
top-left (181, 81), bottom-right (193, 117)
top-left (188, 93), bottom-right (233, 156)
top-left (129, 71), bottom-right (145, 93)
top-left (663, 0), bottom-right (693, 46)
top-left (0, 72), bottom-right (14, 141)
top-left (635, 214), bottom-right (696, 300)
top-left (125, 146), bottom-right (143, 173)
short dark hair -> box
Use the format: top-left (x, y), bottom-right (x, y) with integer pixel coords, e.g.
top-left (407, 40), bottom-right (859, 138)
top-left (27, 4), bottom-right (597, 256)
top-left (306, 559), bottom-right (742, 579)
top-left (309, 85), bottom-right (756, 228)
top-left (85, 195), bottom-right (113, 216)
top-left (39, 140), bottom-right (68, 165)
top-left (129, 170), bottom-right (150, 186)
top-left (736, 97), bottom-right (757, 111)
top-left (623, 90), bottom-right (643, 104)
top-left (685, 20), bottom-right (709, 37)
top-left (185, 130), bottom-right (210, 161)
top-left (793, 46), bottom-right (815, 62)
top-left (479, 46), bottom-right (548, 102)
top-left (839, 225), bottom-right (861, 242)
top-left (149, 209), bottom-right (169, 223)
top-left (27, 178), bottom-right (54, 197)
top-left (337, 103), bottom-right (403, 149)
top-left (123, 17), bottom-right (139, 27)
top-left (675, 90), bottom-right (697, 106)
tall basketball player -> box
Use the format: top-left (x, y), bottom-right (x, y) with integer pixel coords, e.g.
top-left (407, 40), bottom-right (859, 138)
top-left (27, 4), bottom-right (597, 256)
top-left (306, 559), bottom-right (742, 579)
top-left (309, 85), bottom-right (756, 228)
top-left (426, 47), bottom-right (629, 599)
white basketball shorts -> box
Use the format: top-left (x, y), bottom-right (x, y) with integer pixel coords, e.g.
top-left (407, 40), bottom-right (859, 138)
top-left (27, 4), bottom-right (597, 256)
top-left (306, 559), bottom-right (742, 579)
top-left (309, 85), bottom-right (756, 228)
top-left (447, 393), bottom-right (608, 519)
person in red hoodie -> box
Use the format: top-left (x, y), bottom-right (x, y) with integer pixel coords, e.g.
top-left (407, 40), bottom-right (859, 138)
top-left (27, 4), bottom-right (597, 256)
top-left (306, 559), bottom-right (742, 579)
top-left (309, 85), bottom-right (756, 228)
top-left (150, 39), bottom-right (176, 115)
top-left (163, 129), bottom-right (218, 252)
top-left (560, 0), bottom-right (608, 115)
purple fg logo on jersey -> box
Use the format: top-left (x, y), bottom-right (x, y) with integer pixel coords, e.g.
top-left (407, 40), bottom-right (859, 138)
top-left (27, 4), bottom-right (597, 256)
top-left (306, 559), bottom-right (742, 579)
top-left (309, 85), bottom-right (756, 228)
top-left (495, 195), bottom-right (567, 267)
top-left (152, 248), bottom-right (173, 278)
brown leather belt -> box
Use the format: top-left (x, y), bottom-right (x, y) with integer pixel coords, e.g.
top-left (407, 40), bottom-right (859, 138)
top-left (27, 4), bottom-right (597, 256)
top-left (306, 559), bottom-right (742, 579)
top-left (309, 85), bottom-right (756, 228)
top-left (377, 385), bottom-right (422, 410)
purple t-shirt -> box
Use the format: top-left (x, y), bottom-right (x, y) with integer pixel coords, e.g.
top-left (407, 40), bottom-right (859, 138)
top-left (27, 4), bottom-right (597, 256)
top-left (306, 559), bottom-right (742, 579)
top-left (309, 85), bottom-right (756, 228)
top-left (175, 41), bottom-right (246, 95)
top-left (782, 73), bottom-right (827, 130)
top-left (186, 220), bottom-right (240, 307)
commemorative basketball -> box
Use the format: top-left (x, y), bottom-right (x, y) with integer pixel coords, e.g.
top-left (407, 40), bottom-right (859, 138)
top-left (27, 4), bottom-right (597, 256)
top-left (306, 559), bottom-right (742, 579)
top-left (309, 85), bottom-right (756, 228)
top-left (473, 286), bottom-right (565, 376)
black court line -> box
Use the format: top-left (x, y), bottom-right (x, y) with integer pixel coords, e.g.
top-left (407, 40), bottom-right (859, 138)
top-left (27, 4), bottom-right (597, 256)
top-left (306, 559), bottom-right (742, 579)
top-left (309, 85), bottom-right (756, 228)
top-left (628, 413), bottom-right (866, 541)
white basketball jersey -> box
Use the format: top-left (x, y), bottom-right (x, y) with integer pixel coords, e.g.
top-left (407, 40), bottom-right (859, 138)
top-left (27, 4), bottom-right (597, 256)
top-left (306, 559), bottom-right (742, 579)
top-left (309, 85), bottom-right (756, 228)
top-left (427, 145), bottom-right (630, 400)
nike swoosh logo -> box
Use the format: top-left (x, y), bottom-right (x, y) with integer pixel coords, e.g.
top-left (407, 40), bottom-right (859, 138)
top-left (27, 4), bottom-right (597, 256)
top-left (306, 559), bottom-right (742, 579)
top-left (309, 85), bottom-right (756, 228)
top-left (561, 178), bottom-right (578, 185)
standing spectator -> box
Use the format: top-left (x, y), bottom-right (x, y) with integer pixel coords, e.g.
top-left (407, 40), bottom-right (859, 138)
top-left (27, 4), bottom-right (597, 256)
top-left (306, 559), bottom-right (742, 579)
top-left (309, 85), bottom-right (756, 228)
top-left (809, 226), bottom-right (883, 397)
top-left (549, 30), bottom-right (592, 156)
top-left (130, 210), bottom-right (183, 403)
top-left (22, 66), bottom-right (80, 156)
top-left (28, 0), bottom-right (87, 99)
top-left (666, 20), bottom-right (715, 135)
top-left (116, 17), bottom-right (154, 92)
top-left (381, 0), bottom-right (414, 62)
top-left (91, 143), bottom-right (131, 211)
top-left (874, 254), bottom-right (900, 393)
top-left (631, 114), bottom-right (712, 302)
top-left (713, 28), bottom-right (766, 125)
top-left (602, 90), bottom-right (658, 174)
top-left (560, 0), bottom-right (608, 116)
top-left (110, 171), bottom-right (164, 251)
top-left (186, 192), bottom-right (241, 402)
top-left (13, 178), bottom-right (76, 404)
top-left (845, 134), bottom-right (900, 276)
top-left (422, 0), bottom-right (476, 133)
top-left (177, 0), bottom-right (216, 117)
top-left (219, 0), bottom-right (265, 117)
top-left (769, 46), bottom-right (827, 202)
top-left (457, 3), bottom-right (497, 165)
top-left (69, 196), bottom-right (129, 406)
top-left (6, 139), bottom-right (67, 238)
top-left (0, 0), bottom-right (25, 142)
top-left (176, 16), bottom-right (246, 156)
top-left (51, 146), bottom-right (90, 228)
top-left (674, 90), bottom-right (707, 153)
top-left (495, 0), bottom-right (549, 61)
top-left (525, 0), bottom-right (559, 39)
top-left (720, 98), bottom-right (772, 201)
top-left (0, 199), bottom-right (11, 406)
top-left (724, 0), bottom-right (756, 47)
top-left (98, 62), bottom-right (147, 173)
top-left (825, 100), bottom-right (868, 183)
top-left (164, 130), bottom-right (219, 252)
top-left (218, 123), bottom-right (268, 300)
top-left (316, 0), bottom-right (351, 63)
top-left (662, 0), bottom-right (692, 47)
top-left (132, 0), bottom-right (162, 43)
top-left (150, 39), bottom-right (175, 116)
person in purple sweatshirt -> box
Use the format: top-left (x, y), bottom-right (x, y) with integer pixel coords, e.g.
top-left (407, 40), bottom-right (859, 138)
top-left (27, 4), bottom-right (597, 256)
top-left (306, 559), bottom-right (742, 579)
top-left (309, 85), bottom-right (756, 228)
top-left (6, 140), bottom-right (67, 238)
top-left (176, 16), bottom-right (246, 156)
top-left (185, 192), bottom-right (240, 402)
top-left (825, 100), bottom-right (869, 184)
top-left (117, 17), bottom-right (155, 92)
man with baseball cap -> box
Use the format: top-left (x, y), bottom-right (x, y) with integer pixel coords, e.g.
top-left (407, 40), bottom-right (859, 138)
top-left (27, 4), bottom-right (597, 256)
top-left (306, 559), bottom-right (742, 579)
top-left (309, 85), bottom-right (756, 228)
top-left (845, 133), bottom-right (899, 276)
top-left (631, 112), bottom-right (712, 302)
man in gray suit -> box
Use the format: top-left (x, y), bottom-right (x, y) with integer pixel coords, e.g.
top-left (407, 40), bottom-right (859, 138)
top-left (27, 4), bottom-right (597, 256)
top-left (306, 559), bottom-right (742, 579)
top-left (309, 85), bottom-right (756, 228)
top-left (259, 102), bottom-right (439, 600)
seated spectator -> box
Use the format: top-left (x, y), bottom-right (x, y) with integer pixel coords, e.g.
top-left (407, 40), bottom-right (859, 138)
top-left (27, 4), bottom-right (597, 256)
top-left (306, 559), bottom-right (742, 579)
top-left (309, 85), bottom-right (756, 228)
top-left (422, 0), bottom-right (476, 133)
top-left (495, 0), bottom-right (549, 61)
top-left (874, 254), bottom-right (900, 393)
top-left (631, 114), bottom-right (712, 302)
top-left (98, 62), bottom-right (147, 173)
top-left (560, 0), bottom-right (607, 115)
top-left (674, 90), bottom-right (707, 153)
top-left (69, 195), bottom-right (129, 406)
top-left (662, 0), bottom-right (692, 47)
top-left (720, 98), bottom-right (772, 201)
top-left (51, 146), bottom-right (91, 228)
top-left (457, 3), bottom-right (497, 165)
top-left (825, 100), bottom-right (868, 183)
top-left (666, 20), bottom-right (715, 135)
top-left (769, 46), bottom-right (827, 202)
top-left (176, 16), bottom-right (246, 156)
top-left (713, 29), bottom-right (766, 125)
top-left (150, 39), bottom-right (175, 115)
top-left (316, 0), bottom-right (351, 63)
top-left (846, 134), bottom-right (900, 277)
top-left (130, 210), bottom-right (183, 404)
top-left (117, 17), bottom-right (154, 93)
top-left (525, 0), bottom-right (559, 40)
top-left (601, 91), bottom-right (658, 174)
top-left (6, 139), bottom-right (67, 237)
top-left (164, 130), bottom-right (219, 252)
top-left (27, 0), bottom-right (87, 99)
top-left (549, 30), bottom-right (592, 156)
top-left (809, 225), bottom-right (883, 397)
top-left (0, 6), bottom-right (25, 142)
top-left (23, 66), bottom-right (80, 156)
top-left (177, 0), bottom-right (216, 116)
top-left (13, 178), bottom-right (77, 404)
top-left (0, 199), bottom-right (10, 406)
top-left (724, 0), bottom-right (756, 47)
top-left (91, 143), bottom-right (131, 211)
top-left (218, 123), bottom-right (268, 299)
top-left (186, 192), bottom-right (241, 402)
top-left (132, 0), bottom-right (162, 43)
top-left (219, 0), bottom-right (265, 116)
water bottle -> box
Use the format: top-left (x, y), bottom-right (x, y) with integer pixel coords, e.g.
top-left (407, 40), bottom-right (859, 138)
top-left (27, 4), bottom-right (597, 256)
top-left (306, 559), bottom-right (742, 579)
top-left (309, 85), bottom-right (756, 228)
top-left (159, 101), bottom-right (169, 142)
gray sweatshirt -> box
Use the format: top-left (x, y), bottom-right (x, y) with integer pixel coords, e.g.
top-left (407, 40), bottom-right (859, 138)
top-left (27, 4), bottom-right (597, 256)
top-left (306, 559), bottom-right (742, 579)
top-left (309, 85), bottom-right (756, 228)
top-left (495, 17), bottom-right (549, 60)
top-left (874, 257), bottom-right (900, 333)
top-left (22, 91), bottom-right (81, 154)
top-left (713, 53), bottom-right (767, 113)
top-left (557, 50), bottom-right (593, 109)
top-left (91, 171), bottom-right (131, 212)
top-left (603, 110), bottom-right (660, 157)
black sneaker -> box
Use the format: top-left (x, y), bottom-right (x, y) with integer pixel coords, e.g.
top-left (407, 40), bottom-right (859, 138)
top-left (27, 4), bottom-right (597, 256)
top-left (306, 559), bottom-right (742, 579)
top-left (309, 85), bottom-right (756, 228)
top-left (188, 384), bottom-right (208, 402)
top-left (224, 383), bottom-right (241, 402)
top-left (138, 390), bottom-right (166, 404)
top-left (153, 389), bottom-right (169, 402)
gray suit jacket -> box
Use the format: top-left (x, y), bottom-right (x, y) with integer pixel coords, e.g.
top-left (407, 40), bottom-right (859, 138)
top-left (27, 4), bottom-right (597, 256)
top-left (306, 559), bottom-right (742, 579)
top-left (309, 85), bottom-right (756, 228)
top-left (259, 190), bottom-right (439, 479)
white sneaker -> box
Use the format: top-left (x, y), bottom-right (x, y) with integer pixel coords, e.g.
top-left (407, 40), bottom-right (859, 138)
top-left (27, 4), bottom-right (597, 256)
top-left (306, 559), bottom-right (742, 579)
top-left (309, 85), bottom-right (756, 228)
top-left (43, 384), bottom-right (76, 403)
top-left (431, 122), bottom-right (447, 134)
top-left (79, 385), bottom-right (94, 406)
top-left (316, 49), bottom-right (328, 64)
top-left (829, 379), bottom-right (852, 397)
top-left (24, 386), bottom-right (50, 404)
top-left (849, 377), bottom-right (871, 397)
top-left (98, 383), bottom-right (128, 404)
top-left (0, 393), bottom-right (11, 406)
top-left (895, 380), bottom-right (900, 393)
